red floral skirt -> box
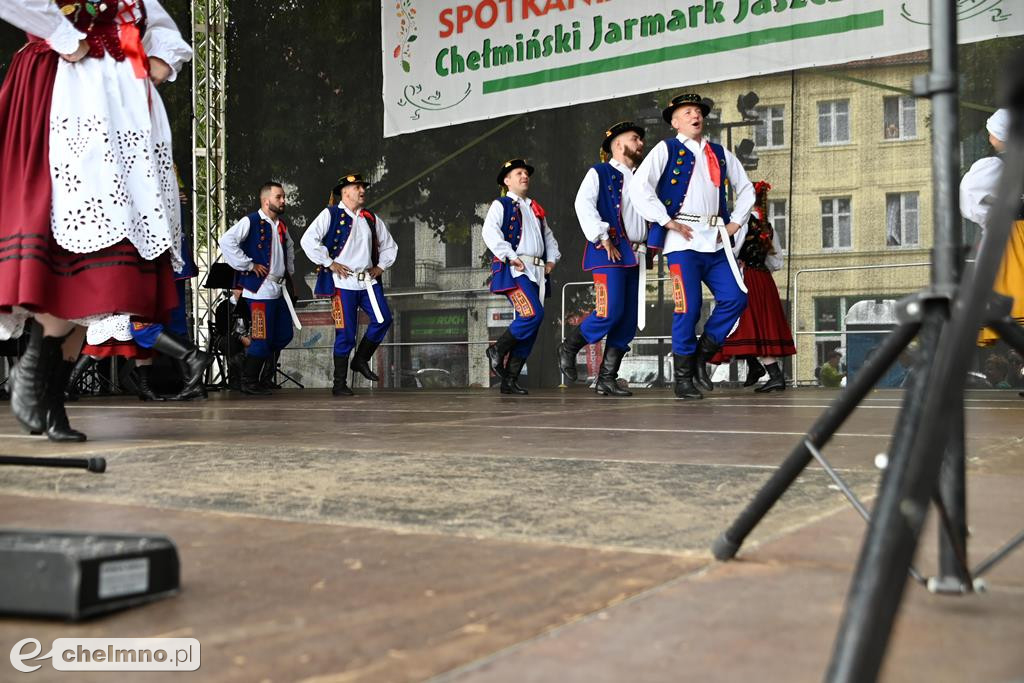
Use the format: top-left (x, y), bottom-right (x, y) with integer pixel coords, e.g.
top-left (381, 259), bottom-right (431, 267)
top-left (712, 267), bottom-right (796, 361)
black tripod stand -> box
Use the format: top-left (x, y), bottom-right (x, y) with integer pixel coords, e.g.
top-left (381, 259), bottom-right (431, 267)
top-left (710, 3), bottom-right (1024, 680)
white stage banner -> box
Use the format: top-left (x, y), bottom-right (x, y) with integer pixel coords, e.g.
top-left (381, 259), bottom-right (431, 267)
top-left (382, 1), bottom-right (1022, 137)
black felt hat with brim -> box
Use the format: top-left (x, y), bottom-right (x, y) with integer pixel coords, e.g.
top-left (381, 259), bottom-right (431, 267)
top-left (332, 172), bottom-right (370, 196)
top-left (662, 93), bottom-right (710, 123)
top-left (496, 158), bottom-right (534, 187)
top-left (602, 121), bottom-right (646, 153)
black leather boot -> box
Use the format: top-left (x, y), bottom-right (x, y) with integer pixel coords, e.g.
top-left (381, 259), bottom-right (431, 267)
top-left (743, 356), bottom-right (766, 387)
top-left (135, 365), bottom-right (165, 402)
top-left (45, 359), bottom-right (87, 442)
top-left (673, 353), bottom-right (703, 400)
top-left (10, 323), bottom-right (61, 434)
top-left (755, 362), bottom-right (787, 393)
top-left (486, 330), bottom-right (517, 380)
top-left (64, 354), bottom-right (95, 402)
top-left (241, 355), bottom-right (272, 395)
top-left (694, 334), bottom-right (721, 393)
top-left (501, 355), bottom-right (529, 395)
top-left (168, 358), bottom-right (206, 400)
top-left (332, 355), bottom-right (354, 396)
top-left (350, 338), bottom-right (381, 382)
top-left (150, 331), bottom-right (213, 399)
top-left (595, 346), bottom-right (632, 396)
top-left (557, 326), bottom-right (588, 382)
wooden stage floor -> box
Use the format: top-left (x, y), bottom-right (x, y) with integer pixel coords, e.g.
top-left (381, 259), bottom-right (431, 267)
top-left (0, 387), bottom-right (1021, 682)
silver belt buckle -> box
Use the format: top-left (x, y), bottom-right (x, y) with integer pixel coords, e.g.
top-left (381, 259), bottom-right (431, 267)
top-left (356, 272), bottom-right (368, 282)
top-left (709, 216), bottom-right (722, 227)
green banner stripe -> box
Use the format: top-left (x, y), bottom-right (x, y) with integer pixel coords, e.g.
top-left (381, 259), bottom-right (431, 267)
top-left (482, 10), bottom-right (885, 95)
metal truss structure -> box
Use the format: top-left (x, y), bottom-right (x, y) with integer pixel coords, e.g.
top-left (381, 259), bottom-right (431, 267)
top-left (190, 0), bottom-right (228, 349)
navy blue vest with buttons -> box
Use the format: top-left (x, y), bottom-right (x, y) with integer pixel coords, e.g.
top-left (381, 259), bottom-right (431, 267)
top-left (313, 206), bottom-right (379, 297)
top-left (236, 212), bottom-right (285, 293)
top-left (489, 196), bottom-right (549, 296)
top-left (647, 138), bottom-right (731, 250)
top-left (582, 163), bottom-right (639, 271)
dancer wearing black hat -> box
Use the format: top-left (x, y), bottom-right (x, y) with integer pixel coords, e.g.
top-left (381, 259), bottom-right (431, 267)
top-left (630, 93), bottom-right (754, 399)
top-left (219, 182), bottom-right (297, 395)
top-left (483, 160), bottom-right (561, 394)
top-left (300, 173), bottom-right (397, 396)
top-left (558, 121), bottom-right (648, 395)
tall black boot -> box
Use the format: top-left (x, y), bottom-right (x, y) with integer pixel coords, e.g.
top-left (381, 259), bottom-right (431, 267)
top-left (673, 353), bottom-right (703, 400)
top-left (595, 346), bottom-right (633, 396)
top-left (45, 359), bottom-right (86, 442)
top-left (694, 334), bottom-right (721, 393)
top-left (755, 362), bottom-right (787, 393)
top-left (743, 356), bottom-right (766, 387)
top-left (487, 330), bottom-right (518, 380)
top-left (167, 358), bottom-right (207, 401)
top-left (557, 326), bottom-right (588, 382)
top-left (332, 355), bottom-right (354, 396)
top-left (501, 355), bottom-right (529, 395)
top-left (241, 355), bottom-right (272, 395)
top-left (65, 354), bottom-right (95, 402)
top-left (350, 338), bottom-right (381, 382)
top-left (9, 323), bottom-right (62, 434)
top-left (259, 351), bottom-right (278, 391)
top-left (135, 365), bottom-right (165, 402)
top-left (150, 331), bottom-right (213, 400)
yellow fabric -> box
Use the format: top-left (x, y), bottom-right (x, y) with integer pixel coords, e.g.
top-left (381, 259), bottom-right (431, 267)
top-left (979, 220), bottom-right (1024, 345)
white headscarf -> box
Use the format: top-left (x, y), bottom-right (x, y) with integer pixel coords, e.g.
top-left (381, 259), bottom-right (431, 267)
top-left (986, 108), bottom-right (1010, 142)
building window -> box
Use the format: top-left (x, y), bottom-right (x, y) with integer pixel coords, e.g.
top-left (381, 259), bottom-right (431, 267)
top-left (707, 108), bottom-right (723, 145)
top-left (754, 105), bottom-right (785, 148)
top-left (768, 199), bottom-right (788, 251)
top-left (444, 223), bottom-right (473, 267)
top-left (818, 99), bottom-right (850, 145)
top-left (886, 192), bottom-right (919, 247)
top-left (821, 197), bottom-right (852, 249)
top-left (883, 96), bottom-right (917, 140)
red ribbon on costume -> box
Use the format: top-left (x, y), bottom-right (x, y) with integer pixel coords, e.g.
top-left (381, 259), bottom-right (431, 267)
top-left (703, 144), bottom-right (721, 188)
top-left (529, 199), bottom-right (547, 220)
top-left (118, 22), bottom-right (149, 80)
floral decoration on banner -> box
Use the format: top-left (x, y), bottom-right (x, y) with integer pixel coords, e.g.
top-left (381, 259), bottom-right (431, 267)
top-left (397, 83), bottom-right (473, 121)
top-left (393, 0), bottom-right (418, 74)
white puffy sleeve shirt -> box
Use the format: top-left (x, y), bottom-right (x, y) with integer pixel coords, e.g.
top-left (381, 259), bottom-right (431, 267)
top-left (631, 136), bottom-right (754, 255)
top-left (482, 193), bottom-right (561, 287)
top-left (574, 160), bottom-right (648, 244)
top-left (960, 156), bottom-right (1003, 229)
top-left (300, 206), bottom-right (398, 291)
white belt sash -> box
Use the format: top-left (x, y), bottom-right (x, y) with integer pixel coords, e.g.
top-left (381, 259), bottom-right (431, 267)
top-left (266, 273), bottom-right (303, 330)
top-left (352, 272), bottom-right (385, 324)
top-left (633, 243), bottom-right (647, 330)
top-left (675, 214), bottom-right (748, 294)
top-left (517, 255), bottom-right (546, 304)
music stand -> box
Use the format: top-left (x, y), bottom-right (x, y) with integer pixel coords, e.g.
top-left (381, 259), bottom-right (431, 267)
top-left (202, 262), bottom-right (239, 391)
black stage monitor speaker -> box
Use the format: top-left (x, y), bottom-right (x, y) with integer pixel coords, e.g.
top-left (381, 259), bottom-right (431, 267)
top-left (0, 530), bottom-right (180, 621)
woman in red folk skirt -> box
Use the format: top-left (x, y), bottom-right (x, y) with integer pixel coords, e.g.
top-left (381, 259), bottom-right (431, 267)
top-left (0, 1), bottom-right (191, 441)
top-left (711, 181), bottom-right (796, 392)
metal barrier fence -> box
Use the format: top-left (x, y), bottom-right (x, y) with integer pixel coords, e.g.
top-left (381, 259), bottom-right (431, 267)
top-left (268, 259), bottom-right (973, 388)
